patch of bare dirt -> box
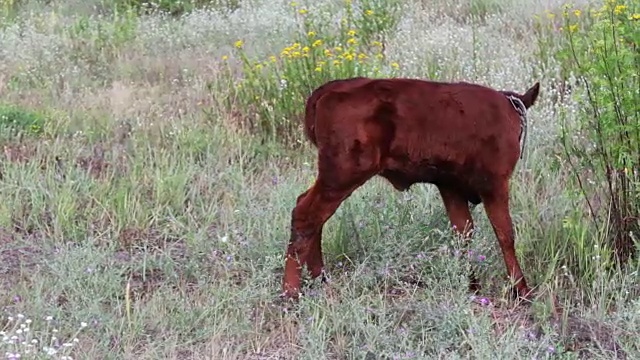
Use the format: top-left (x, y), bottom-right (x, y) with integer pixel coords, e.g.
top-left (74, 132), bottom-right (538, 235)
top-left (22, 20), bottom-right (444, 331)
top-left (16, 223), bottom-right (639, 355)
top-left (3, 142), bottom-right (37, 163)
top-left (469, 297), bottom-right (628, 359)
top-left (557, 315), bottom-right (628, 359)
top-left (113, 226), bottom-right (192, 302)
top-left (127, 267), bottom-right (167, 301)
top-left (75, 143), bottom-right (111, 179)
top-left (115, 227), bottom-right (186, 257)
top-left (241, 300), bottom-right (301, 360)
top-left (0, 227), bottom-right (45, 290)
top-left (1, 140), bottom-right (60, 180)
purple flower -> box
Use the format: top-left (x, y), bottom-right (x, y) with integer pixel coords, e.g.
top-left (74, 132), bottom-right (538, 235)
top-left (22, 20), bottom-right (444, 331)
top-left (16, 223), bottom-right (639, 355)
top-left (478, 297), bottom-right (491, 306)
top-left (476, 255), bottom-right (486, 262)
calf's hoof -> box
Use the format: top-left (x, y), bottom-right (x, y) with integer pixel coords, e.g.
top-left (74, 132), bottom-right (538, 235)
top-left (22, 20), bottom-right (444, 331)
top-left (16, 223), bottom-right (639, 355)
top-left (280, 286), bottom-right (301, 301)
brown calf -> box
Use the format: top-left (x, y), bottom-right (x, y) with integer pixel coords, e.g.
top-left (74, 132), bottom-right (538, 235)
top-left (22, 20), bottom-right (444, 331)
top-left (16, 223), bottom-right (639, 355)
top-left (282, 77), bottom-right (540, 301)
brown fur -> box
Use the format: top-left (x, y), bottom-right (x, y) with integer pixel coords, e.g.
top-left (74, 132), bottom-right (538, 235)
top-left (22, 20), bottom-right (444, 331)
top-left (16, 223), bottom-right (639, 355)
top-left (282, 77), bottom-right (541, 301)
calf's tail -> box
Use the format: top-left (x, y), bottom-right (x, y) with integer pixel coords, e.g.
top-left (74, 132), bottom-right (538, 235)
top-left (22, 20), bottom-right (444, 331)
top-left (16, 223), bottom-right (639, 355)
top-left (518, 82), bottom-right (540, 109)
top-left (302, 77), bottom-right (369, 147)
top-left (303, 88), bottom-right (323, 147)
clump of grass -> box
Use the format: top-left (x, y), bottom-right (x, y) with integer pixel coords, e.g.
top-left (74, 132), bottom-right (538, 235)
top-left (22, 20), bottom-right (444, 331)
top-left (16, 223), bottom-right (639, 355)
top-left (217, 0), bottom-right (403, 146)
top-left (0, 104), bottom-right (46, 137)
top-left (0, 0), bottom-right (22, 22)
top-left (114, 0), bottom-right (242, 16)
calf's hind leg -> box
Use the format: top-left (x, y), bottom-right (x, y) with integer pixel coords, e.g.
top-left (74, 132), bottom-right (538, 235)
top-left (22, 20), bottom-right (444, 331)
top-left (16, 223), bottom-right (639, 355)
top-left (292, 189), bottom-right (325, 280)
top-left (480, 180), bottom-right (532, 300)
top-left (282, 132), bottom-right (382, 300)
top-left (282, 176), bottom-right (372, 300)
top-left (437, 185), bottom-right (480, 292)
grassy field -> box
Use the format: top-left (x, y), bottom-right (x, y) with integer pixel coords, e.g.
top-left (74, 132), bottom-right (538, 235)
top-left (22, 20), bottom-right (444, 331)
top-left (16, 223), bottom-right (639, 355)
top-left (1, 0), bottom-right (639, 359)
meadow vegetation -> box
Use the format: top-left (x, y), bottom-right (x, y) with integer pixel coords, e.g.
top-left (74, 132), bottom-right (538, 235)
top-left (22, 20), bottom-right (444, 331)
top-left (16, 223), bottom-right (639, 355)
top-left (0, 0), bottom-right (639, 358)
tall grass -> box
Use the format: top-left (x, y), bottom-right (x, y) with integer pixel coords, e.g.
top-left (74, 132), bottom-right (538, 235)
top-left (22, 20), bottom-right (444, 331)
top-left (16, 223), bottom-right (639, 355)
top-left (0, 0), bottom-right (639, 358)
top-left (532, 0), bottom-right (640, 293)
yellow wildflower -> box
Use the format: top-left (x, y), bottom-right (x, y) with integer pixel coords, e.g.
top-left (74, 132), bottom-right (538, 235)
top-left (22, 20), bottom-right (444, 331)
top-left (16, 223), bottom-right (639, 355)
top-left (290, 1), bottom-right (297, 6)
top-left (573, 9), bottom-right (581, 17)
top-left (376, 54), bottom-right (384, 59)
top-left (292, 51), bottom-right (302, 58)
top-left (347, 38), bottom-right (357, 45)
top-left (222, 55), bottom-right (228, 61)
top-left (314, 67), bottom-right (322, 72)
top-left (299, 8), bottom-right (308, 15)
top-left (307, 31), bottom-right (316, 37)
top-left (292, 42), bottom-right (301, 49)
top-left (365, 9), bottom-right (374, 16)
top-left (333, 60), bottom-right (342, 66)
top-left (335, 46), bottom-right (343, 52)
top-left (302, 46), bottom-right (310, 53)
top-left (345, 53), bottom-right (354, 61)
top-left (631, 13), bottom-right (640, 20)
top-left (318, 61), bottom-right (326, 66)
top-left (281, 49), bottom-right (290, 57)
top-left (358, 53), bottom-right (367, 60)
top-left (324, 49), bottom-right (333, 57)
top-left (568, 24), bottom-right (578, 33)
top-left (372, 41), bottom-right (382, 47)
top-left (269, 56), bottom-right (277, 63)
top-left (546, 12), bottom-right (555, 19)
top-left (312, 39), bottom-right (323, 47)
top-left (347, 29), bottom-right (356, 37)
top-left (254, 64), bottom-right (263, 70)
top-left (234, 40), bottom-right (244, 48)
top-left (391, 62), bottom-right (399, 69)
top-left (614, 5), bottom-right (627, 14)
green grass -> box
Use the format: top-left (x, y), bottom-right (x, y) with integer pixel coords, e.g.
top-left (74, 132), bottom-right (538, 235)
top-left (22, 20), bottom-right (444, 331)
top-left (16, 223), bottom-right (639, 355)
top-left (1, 0), bottom-right (639, 359)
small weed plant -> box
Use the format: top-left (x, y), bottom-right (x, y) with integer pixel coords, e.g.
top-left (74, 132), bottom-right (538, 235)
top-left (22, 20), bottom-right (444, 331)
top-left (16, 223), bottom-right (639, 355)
top-left (217, 0), bottom-right (403, 146)
top-left (547, 0), bottom-right (640, 266)
top-left (1, 313), bottom-right (88, 359)
top-left (0, 105), bottom-right (46, 137)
